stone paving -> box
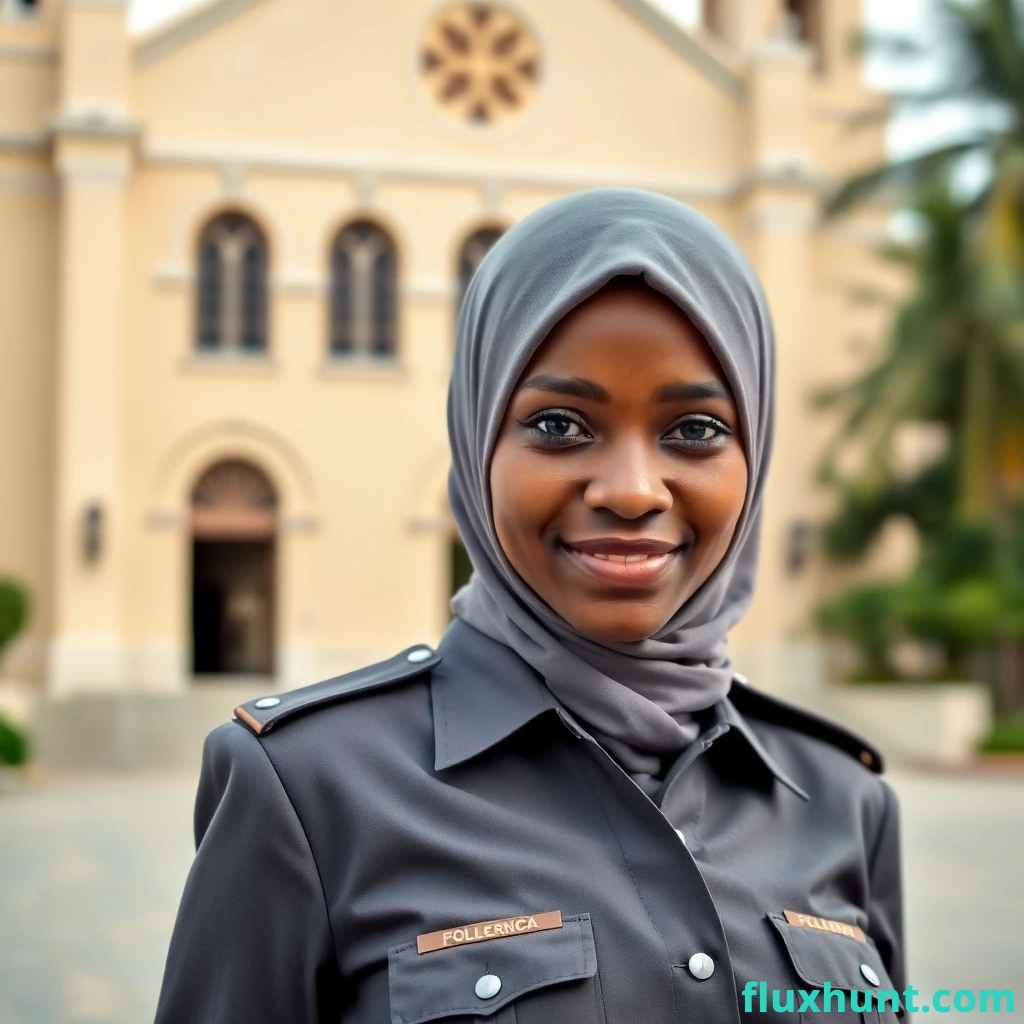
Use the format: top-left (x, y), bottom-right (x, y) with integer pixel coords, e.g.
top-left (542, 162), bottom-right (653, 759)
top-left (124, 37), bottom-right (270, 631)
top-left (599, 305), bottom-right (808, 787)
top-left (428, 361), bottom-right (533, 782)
top-left (0, 767), bottom-right (1021, 1023)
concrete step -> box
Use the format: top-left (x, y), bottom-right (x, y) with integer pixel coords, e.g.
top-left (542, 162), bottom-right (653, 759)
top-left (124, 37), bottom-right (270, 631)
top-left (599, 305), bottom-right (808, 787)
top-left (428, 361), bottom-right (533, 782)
top-left (29, 683), bottom-right (273, 773)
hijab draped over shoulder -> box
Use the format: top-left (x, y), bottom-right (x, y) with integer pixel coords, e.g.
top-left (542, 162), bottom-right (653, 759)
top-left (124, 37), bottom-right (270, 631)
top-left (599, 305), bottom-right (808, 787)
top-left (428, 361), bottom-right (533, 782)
top-left (447, 188), bottom-right (776, 779)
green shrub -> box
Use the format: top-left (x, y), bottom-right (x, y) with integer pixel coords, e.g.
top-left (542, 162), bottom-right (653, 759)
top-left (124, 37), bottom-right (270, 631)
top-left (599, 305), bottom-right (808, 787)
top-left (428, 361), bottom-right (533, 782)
top-left (0, 714), bottom-right (29, 766)
top-left (814, 583), bottom-right (900, 680)
top-left (977, 715), bottom-right (1024, 754)
top-left (0, 578), bottom-right (29, 661)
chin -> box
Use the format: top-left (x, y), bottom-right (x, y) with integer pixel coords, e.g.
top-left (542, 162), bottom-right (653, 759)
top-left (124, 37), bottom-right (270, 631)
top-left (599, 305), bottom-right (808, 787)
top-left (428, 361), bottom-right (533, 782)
top-left (567, 608), bottom-right (672, 645)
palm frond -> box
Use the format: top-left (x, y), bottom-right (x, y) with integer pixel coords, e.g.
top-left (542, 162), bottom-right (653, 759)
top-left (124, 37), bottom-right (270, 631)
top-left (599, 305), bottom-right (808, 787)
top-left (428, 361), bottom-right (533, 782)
top-left (823, 141), bottom-right (981, 218)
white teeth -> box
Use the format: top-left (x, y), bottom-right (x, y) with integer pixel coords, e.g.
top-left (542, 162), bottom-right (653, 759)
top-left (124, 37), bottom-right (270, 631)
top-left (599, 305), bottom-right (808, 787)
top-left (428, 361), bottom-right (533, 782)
top-left (589, 552), bottom-right (658, 563)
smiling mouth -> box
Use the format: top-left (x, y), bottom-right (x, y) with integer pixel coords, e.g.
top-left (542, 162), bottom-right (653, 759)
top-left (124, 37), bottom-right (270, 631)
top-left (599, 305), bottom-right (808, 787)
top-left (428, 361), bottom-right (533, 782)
top-left (559, 541), bottom-right (689, 587)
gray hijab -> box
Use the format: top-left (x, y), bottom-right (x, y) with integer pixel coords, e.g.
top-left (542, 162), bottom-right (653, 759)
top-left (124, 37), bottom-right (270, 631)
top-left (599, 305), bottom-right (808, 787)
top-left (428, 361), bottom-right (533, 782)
top-left (447, 188), bottom-right (775, 779)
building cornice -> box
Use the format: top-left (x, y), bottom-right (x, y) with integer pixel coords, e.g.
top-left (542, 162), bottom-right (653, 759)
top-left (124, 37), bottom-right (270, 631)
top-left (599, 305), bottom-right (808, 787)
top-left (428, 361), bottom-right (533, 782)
top-left (0, 43), bottom-right (59, 64)
top-left (0, 128), bottom-right (48, 153)
top-left (51, 110), bottom-right (141, 141)
top-left (142, 138), bottom-right (739, 201)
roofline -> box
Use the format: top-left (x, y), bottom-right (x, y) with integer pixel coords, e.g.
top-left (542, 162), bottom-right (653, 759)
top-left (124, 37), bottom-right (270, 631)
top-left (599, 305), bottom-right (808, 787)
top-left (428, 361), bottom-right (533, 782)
top-left (134, 0), bottom-right (269, 67)
top-left (611, 0), bottom-right (745, 101)
top-left (133, 0), bottom-right (745, 99)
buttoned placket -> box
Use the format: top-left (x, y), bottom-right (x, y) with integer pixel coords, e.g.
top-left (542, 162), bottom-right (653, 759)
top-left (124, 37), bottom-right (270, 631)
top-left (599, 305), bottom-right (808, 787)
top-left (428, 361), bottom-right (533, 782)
top-left (554, 707), bottom-right (743, 1024)
top-left (554, 705), bottom-right (731, 845)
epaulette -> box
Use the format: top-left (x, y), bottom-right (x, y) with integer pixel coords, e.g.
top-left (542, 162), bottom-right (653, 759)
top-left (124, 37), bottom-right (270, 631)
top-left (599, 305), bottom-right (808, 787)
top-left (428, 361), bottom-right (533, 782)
top-left (728, 675), bottom-right (885, 774)
top-left (233, 644), bottom-right (440, 737)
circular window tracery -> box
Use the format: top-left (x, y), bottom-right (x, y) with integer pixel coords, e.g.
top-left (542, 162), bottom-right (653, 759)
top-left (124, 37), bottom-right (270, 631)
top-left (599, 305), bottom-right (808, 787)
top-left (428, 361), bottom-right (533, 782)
top-left (419, 3), bottom-right (540, 126)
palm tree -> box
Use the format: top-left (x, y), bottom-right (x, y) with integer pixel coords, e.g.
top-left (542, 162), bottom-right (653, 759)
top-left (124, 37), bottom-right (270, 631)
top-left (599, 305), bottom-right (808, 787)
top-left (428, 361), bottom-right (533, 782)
top-left (817, 1), bottom-right (1024, 708)
top-left (818, 175), bottom-right (1024, 525)
top-left (822, 0), bottom-right (1024, 517)
top-left (828, 0), bottom-right (1024, 222)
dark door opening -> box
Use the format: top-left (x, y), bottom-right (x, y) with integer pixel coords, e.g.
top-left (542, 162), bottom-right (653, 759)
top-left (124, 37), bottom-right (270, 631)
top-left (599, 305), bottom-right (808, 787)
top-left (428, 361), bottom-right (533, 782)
top-left (192, 538), bottom-right (275, 675)
top-left (189, 459), bottom-right (278, 678)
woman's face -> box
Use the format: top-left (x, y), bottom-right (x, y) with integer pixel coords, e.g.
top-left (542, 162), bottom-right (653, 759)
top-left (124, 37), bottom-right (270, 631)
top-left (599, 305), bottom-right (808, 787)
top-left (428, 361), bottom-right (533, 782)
top-left (489, 281), bottom-right (749, 643)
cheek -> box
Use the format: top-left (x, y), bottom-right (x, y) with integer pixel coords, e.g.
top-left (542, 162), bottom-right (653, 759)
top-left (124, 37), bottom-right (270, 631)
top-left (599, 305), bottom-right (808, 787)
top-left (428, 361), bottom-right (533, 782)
top-left (489, 442), bottom-right (563, 561)
top-left (688, 452), bottom-right (749, 539)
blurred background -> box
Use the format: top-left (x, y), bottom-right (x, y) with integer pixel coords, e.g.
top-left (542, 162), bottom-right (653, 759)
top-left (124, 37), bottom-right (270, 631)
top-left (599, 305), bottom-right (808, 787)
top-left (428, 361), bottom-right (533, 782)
top-left (1, 0), bottom-right (1023, 1020)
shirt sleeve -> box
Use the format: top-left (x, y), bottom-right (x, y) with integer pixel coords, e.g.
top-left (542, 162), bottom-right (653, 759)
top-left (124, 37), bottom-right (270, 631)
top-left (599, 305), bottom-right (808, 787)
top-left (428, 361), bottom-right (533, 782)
top-left (866, 779), bottom-right (906, 997)
top-left (154, 721), bottom-right (342, 1024)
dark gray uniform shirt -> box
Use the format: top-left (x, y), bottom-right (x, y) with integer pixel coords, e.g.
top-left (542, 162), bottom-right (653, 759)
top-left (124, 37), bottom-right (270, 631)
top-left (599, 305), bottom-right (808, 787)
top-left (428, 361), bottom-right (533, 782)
top-left (155, 619), bottom-right (904, 1024)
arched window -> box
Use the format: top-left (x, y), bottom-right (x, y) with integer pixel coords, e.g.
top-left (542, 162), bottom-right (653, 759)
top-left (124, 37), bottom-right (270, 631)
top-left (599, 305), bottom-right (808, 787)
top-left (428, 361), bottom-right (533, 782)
top-left (456, 226), bottom-right (503, 317)
top-left (195, 213), bottom-right (269, 354)
top-left (784, 0), bottom-right (824, 72)
top-left (328, 220), bottom-right (398, 359)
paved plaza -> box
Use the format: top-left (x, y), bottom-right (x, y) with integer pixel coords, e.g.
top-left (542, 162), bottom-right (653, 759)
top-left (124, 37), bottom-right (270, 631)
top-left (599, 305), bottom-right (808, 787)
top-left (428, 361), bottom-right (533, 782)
top-left (0, 766), bottom-right (1021, 1023)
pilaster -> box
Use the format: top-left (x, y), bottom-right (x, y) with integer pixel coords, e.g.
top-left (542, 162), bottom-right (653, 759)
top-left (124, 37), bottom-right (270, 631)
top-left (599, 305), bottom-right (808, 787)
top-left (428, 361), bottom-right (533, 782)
top-left (734, 25), bottom-right (822, 648)
top-left (48, 0), bottom-right (137, 694)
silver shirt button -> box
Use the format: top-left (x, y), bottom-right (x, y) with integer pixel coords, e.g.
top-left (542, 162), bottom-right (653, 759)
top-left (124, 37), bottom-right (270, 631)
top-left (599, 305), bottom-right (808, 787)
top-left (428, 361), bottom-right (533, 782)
top-left (688, 952), bottom-right (715, 980)
top-left (254, 697), bottom-right (280, 709)
top-left (406, 647), bottom-right (432, 663)
top-left (474, 974), bottom-right (502, 999)
top-left (860, 963), bottom-right (880, 986)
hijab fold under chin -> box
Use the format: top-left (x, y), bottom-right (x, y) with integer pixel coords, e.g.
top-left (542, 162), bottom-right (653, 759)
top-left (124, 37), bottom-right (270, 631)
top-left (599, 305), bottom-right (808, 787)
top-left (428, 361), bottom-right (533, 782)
top-left (447, 188), bottom-right (776, 779)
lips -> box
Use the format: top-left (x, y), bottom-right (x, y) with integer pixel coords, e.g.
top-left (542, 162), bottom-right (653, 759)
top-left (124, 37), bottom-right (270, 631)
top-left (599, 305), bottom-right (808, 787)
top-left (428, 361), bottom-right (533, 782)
top-left (560, 537), bottom-right (687, 587)
top-left (567, 537), bottom-right (679, 555)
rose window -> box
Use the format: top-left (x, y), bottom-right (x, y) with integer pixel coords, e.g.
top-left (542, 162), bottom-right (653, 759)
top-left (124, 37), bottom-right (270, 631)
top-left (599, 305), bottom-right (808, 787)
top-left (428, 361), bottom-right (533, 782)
top-left (420, 3), bottom-right (540, 126)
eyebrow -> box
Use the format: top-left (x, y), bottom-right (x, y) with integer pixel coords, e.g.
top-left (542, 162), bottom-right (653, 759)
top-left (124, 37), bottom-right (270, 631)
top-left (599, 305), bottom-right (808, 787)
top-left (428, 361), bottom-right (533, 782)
top-left (654, 380), bottom-right (733, 403)
top-left (518, 374), bottom-right (733, 404)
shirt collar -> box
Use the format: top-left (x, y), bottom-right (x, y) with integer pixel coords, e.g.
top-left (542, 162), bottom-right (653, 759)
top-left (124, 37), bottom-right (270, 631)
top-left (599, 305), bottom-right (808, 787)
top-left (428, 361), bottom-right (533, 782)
top-left (714, 695), bottom-right (810, 801)
top-left (431, 619), bottom-right (560, 771)
top-left (431, 620), bottom-right (809, 801)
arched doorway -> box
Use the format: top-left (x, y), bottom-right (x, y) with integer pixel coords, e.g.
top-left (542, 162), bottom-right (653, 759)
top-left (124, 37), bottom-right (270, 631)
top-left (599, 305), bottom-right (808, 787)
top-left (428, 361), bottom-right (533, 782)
top-left (190, 459), bottom-right (277, 676)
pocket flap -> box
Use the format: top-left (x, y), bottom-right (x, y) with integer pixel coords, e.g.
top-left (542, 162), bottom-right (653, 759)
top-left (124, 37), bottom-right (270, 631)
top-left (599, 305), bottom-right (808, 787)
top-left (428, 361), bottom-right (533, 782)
top-left (767, 913), bottom-right (901, 1012)
top-left (388, 913), bottom-right (597, 1024)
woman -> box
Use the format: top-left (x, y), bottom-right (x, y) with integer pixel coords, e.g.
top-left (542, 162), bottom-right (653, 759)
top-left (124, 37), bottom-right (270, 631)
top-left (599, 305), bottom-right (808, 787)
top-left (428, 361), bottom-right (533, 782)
top-left (156, 189), bottom-right (904, 1024)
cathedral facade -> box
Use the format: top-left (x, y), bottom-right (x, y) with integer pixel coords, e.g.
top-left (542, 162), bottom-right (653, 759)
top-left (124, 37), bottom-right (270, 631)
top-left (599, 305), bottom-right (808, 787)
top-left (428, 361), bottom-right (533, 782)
top-left (0, 0), bottom-right (887, 696)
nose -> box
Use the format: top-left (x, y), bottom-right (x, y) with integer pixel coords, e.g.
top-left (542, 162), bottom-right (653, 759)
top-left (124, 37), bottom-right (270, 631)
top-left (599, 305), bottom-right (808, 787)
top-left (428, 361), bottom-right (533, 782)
top-left (582, 438), bottom-right (673, 519)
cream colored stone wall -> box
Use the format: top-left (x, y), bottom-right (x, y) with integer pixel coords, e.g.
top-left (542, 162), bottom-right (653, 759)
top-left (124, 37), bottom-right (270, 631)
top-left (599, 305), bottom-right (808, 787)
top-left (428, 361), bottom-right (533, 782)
top-left (0, 0), bottom-right (889, 695)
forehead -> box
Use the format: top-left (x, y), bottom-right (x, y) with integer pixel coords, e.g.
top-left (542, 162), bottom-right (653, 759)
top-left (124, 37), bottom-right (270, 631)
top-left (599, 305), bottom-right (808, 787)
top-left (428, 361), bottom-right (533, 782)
top-left (522, 280), bottom-right (726, 382)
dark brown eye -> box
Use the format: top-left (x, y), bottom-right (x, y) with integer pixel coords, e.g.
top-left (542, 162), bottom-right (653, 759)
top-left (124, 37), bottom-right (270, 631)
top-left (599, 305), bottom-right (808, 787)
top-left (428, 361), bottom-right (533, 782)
top-left (536, 415), bottom-right (580, 437)
top-left (523, 410), bottom-right (590, 446)
top-left (667, 415), bottom-right (730, 448)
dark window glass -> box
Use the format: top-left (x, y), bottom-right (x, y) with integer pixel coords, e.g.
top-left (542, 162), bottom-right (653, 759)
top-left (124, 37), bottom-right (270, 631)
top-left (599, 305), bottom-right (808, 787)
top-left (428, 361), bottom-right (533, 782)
top-left (329, 221), bottom-right (397, 359)
top-left (197, 241), bottom-right (222, 351)
top-left (330, 246), bottom-right (353, 356)
top-left (785, 0), bottom-right (825, 72)
top-left (372, 248), bottom-right (396, 357)
top-left (241, 241), bottom-right (267, 352)
top-left (456, 227), bottom-right (503, 317)
top-left (194, 213), bottom-right (268, 354)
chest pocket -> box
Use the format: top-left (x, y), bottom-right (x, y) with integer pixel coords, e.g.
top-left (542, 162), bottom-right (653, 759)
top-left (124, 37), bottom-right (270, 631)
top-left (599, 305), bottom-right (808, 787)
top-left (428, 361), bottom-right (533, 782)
top-left (767, 914), bottom-right (901, 1024)
top-left (387, 913), bottom-right (603, 1024)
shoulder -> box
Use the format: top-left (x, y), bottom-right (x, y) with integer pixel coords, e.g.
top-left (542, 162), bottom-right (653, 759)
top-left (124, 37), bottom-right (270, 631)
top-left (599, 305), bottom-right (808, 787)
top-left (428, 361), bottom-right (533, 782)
top-left (728, 675), bottom-right (885, 774)
top-left (231, 643), bottom-right (441, 738)
top-left (727, 678), bottom-right (896, 849)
